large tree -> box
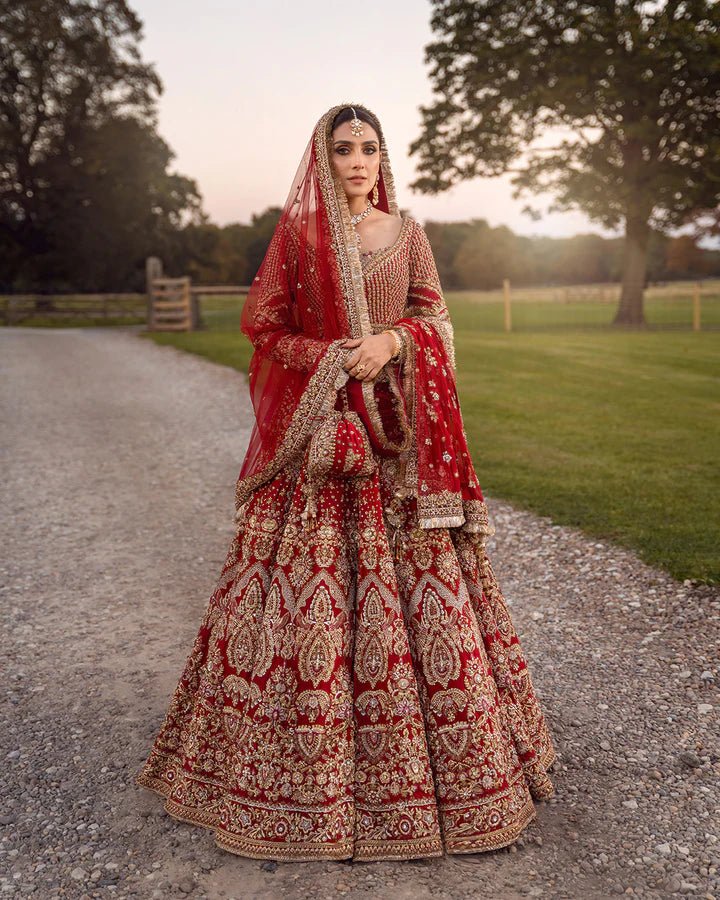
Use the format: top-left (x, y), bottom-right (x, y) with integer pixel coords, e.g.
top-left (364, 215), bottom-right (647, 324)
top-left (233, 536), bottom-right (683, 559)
top-left (410, 0), bottom-right (720, 324)
top-left (0, 0), bottom-right (202, 291)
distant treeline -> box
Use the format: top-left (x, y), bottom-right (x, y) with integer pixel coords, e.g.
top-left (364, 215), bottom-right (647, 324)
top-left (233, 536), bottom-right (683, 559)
top-left (424, 220), bottom-right (720, 289)
top-left (4, 201), bottom-right (718, 295)
top-left (178, 209), bottom-right (720, 290)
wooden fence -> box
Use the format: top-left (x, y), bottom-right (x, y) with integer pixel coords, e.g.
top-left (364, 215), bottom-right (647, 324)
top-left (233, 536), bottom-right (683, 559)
top-left (491, 278), bottom-right (714, 331)
top-left (1, 256), bottom-right (250, 331)
top-left (147, 281), bottom-right (250, 332)
top-left (0, 286), bottom-right (252, 330)
top-left (3, 267), bottom-right (714, 332)
top-left (0, 294), bottom-right (147, 326)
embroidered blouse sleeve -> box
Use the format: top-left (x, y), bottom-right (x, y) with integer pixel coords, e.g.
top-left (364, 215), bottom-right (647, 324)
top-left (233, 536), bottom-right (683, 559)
top-left (394, 219), bottom-right (457, 372)
top-left (243, 225), bottom-right (335, 373)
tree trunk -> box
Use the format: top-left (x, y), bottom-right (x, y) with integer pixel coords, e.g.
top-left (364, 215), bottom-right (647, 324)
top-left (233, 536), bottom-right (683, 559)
top-left (613, 212), bottom-right (650, 326)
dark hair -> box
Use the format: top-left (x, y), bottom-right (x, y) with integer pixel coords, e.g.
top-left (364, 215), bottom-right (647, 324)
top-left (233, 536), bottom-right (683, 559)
top-left (331, 105), bottom-right (383, 144)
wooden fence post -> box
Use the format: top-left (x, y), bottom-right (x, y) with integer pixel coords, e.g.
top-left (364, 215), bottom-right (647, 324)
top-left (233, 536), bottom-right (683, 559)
top-left (693, 282), bottom-right (701, 332)
top-left (190, 291), bottom-right (202, 331)
top-left (145, 257), bottom-right (163, 328)
top-left (503, 278), bottom-right (512, 332)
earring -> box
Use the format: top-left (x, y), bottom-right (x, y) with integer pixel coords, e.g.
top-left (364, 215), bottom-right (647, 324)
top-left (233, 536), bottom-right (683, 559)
top-left (371, 175), bottom-right (380, 206)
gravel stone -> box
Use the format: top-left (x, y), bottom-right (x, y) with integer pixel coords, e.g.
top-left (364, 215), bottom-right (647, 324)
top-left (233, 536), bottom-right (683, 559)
top-left (679, 752), bottom-right (703, 769)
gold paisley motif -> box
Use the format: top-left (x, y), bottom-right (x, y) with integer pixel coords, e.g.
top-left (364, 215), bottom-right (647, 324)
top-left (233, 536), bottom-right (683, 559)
top-left (422, 590), bottom-right (445, 625)
top-left (358, 724), bottom-right (390, 761)
top-left (429, 688), bottom-right (468, 720)
top-left (296, 689), bottom-right (332, 721)
top-left (355, 689), bottom-right (391, 724)
top-left (221, 674), bottom-right (251, 705)
top-left (307, 585), bottom-right (332, 625)
top-left (354, 586), bottom-right (391, 688)
top-left (226, 621), bottom-right (258, 675)
top-left (355, 630), bottom-right (388, 687)
top-left (296, 581), bottom-right (346, 688)
top-left (423, 629), bottom-right (461, 689)
top-left (295, 725), bottom-right (326, 762)
top-left (298, 627), bottom-right (335, 688)
top-left (361, 586), bottom-right (386, 626)
top-left (222, 708), bottom-right (252, 746)
top-left (415, 588), bottom-right (463, 689)
top-left (437, 722), bottom-right (472, 761)
top-left (226, 577), bottom-right (265, 674)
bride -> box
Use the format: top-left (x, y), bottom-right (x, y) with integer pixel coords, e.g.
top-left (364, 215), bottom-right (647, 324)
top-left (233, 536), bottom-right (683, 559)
top-left (135, 103), bottom-right (557, 862)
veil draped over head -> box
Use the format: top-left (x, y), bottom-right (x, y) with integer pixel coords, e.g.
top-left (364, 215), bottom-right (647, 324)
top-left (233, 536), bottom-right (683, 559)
top-left (235, 103), bottom-right (494, 543)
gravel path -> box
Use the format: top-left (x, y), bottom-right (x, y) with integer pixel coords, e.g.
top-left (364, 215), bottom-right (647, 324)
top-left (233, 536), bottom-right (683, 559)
top-left (1, 327), bottom-right (718, 900)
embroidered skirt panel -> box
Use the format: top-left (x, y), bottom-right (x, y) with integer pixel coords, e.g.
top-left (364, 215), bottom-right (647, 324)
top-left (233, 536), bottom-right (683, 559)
top-left (136, 455), bottom-right (556, 862)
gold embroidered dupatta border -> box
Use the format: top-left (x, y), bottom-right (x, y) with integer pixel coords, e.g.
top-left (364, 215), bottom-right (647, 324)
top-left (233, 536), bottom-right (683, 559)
top-left (234, 344), bottom-right (350, 518)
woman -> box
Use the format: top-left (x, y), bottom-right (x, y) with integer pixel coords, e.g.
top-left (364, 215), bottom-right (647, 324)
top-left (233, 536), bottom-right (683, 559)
top-left (135, 103), bottom-right (556, 863)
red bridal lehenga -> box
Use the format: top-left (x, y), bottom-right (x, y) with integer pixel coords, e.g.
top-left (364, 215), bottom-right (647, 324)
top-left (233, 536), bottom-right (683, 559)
top-left (135, 104), bottom-right (556, 862)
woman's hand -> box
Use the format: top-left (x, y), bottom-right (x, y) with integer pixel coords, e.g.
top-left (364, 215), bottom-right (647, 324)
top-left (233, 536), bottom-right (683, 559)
top-left (341, 333), bottom-right (396, 381)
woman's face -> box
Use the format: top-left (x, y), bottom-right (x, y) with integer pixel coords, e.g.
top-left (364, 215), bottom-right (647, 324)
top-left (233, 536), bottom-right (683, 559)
top-left (330, 119), bottom-right (381, 202)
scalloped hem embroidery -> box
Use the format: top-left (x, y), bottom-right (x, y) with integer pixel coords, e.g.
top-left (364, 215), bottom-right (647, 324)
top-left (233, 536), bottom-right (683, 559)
top-left (134, 749), bottom-right (556, 864)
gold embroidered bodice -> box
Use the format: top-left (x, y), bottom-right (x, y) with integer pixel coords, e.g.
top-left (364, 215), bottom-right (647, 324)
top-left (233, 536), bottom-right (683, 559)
top-left (359, 215), bottom-right (414, 328)
top-left (250, 215), bottom-right (448, 373)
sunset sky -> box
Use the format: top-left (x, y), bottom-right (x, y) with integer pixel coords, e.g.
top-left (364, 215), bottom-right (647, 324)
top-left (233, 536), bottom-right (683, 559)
top-left (134, 0), bottom-right (620, 239)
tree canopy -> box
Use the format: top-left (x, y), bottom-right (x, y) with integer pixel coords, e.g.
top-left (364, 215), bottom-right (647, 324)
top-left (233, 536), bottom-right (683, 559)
top-left (0, 0), bottom-right (202, 291)
top-left (410, 0), bottom-right (720, 323)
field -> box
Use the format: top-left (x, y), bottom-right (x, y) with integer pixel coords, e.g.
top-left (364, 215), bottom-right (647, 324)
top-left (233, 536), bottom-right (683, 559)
top-left (137, 287), bottom-right (719, 585)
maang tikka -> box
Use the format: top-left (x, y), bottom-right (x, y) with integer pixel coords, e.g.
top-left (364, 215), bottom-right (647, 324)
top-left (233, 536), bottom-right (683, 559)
top-left (349, 106), bottom-right (364, 137)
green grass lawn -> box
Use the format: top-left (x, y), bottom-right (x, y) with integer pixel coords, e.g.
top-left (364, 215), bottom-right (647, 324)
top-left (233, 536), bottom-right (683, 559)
top-left (139, 294), bottom-right (718, 585)
top-left (449, 303), bottom-right (719, 585)
top-left (144, 304), bottom-right (253, 372)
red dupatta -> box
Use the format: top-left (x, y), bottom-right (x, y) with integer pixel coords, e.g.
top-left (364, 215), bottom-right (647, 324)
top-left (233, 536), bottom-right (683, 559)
top-left (235, 103), bottom-right (494, 544)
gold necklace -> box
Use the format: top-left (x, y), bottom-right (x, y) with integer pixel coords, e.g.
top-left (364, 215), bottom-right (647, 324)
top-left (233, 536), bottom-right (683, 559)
top-left (350, 201), bottom-right (373, 226)
top-left (350, 201), bottom-right (373, 247)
